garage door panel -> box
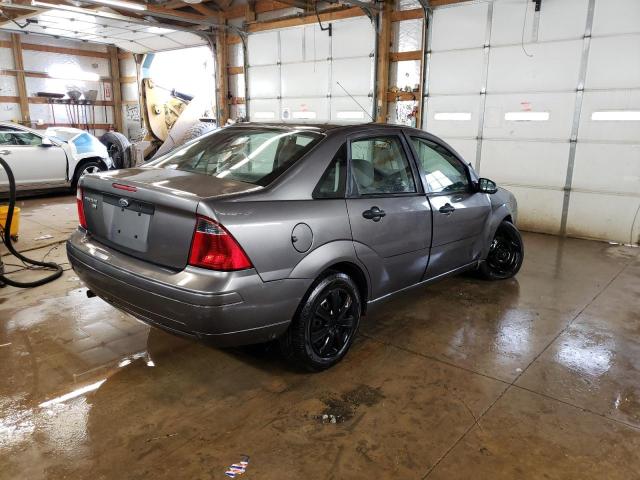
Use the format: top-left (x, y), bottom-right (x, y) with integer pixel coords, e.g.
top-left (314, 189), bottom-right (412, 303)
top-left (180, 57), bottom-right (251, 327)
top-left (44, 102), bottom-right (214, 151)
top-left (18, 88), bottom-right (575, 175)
top-left (0, 74), bottom-right (18, 96)
top-left (505, 186), bottom-right (564, 235)
top-left (579, 90), bottom-right (640, 142)
top-left (248, 99), bottom-right (279, 122)
top-left (431, 3), bottom-right (488, 51)
top-left (585, 35), bottom-right (640, 89)
top-left (330, 96), bottom-right (372, 123)
top-left (572, 143), bottom-right (640, 196)
top-left (280, 28), bottom-right (304, 63)
top-left (281, 97), bottom-right (329, 122)
top-left (281, 62), bottom-right (329, 98)
top-left (425, 95), bottom-right (480, 138)
top-left (247, 31), bottom-right (278, 66)
top-left (481, 140), bottom-right (569, 189)
top-left (593, 0), bottom-right (640, 36)
top-left (247, 65), bottom-right (280, 99)
top-left (331, 57), bottom-right (373, 96)
top-left (429, 49), bottom-right (484, 95)
top-left (439, 138), bottom-right (478, 166)
top-left (566, 192), bottom-right (640, 244)
top-left (483, 93), bottom-right (575, 140)
top-left (331, 17), bottom-right (374, 59)
top-left (492, 0), bottom-right (588, 46)
top-left (487, 41), bottom-right (582, 93)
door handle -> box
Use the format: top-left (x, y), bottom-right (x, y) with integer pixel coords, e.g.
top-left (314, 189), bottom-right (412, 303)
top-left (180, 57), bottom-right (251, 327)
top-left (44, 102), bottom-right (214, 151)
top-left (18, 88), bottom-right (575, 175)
top-left (362, 206), bottom-right (386, 222)
top-left (439, 203), bottom-right (455, 215)
top-left (0, 150), bottom-right (10, 156)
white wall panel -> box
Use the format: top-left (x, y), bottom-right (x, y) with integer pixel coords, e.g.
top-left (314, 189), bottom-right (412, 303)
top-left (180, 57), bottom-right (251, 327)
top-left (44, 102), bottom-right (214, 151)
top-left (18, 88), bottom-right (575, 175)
top-left (281, 97), bottom-right (330, 121)
top-left (585, 35), bottom-right (640, 90)
top-left (579, 90), bottom-right (640, 142)
top-left (22, 51), bottom-right (110, 78)
top-left (28, 103), bottom-right (112, 125)
top-left (425, 95), bottom-right (480, 138)
top-left (492, 0), bottom-right (588, 46)
top-left (331, 57), bottom-right (373, 96)
top-left (247, 65), bottom-right (280, 98)
top-left (121, 83), bottom-right (138, 102)
top-left (592, 0), bottom-right (640, 36)
top-left (505, 186), bottom-right (564, 234)
top-left (280, 28), bottom-right (305, 63)
top-left (566, 193), bottom-right (640, 244)
top-left (439, 138), bottom-right (477, 165)
top-left (430, 2), bottom-right (488, 51)
top-left (487, 41), bottom-right (582, 93)
top-left (25, 77), bottom-right (107, 100)
top-left (247, 31), bottom-right (278, 66)
top-left (228, 43), bottom-right (243, 68)
top-left (331, 17), bottom-right (374, 58)
top-left (572, 143), bottom-right (640, 196)
top-left (248, 98), bottom-right (279, 122)
top-left (483, 93), bottom-right (575, 140)
top-left (0, 103), bottom-right (20, 121)
top-left (281, 62), bottom-right (329, 97)
top-left (0, 75), bottom-right (18, 97)
top-left (481, 140), bottom-right (569, 189)
top-left (330, 96), bottom-right (373, 122)
top-left (429, 49), bottom-right (484, 94)
top-left (0, 47), bottom-right (14, 69)
top-left (229, 73), bottom-right (245, 99)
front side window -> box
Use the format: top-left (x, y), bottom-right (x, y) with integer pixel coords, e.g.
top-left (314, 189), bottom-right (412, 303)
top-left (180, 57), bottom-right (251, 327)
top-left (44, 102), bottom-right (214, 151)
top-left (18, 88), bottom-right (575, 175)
top-left (349, 136), bottom-right (416, 195)
top-left (411, 137), bottom-right (469, 194)
top-left (0, 130), bottom-right (42, 146)
top-left (150, 128), bottom-right (322, 186)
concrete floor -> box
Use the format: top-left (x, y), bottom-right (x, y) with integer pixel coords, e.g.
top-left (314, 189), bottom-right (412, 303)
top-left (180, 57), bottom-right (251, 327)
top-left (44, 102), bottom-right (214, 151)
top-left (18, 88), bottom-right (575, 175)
top-left (1, 195), bottom-right (639, 479)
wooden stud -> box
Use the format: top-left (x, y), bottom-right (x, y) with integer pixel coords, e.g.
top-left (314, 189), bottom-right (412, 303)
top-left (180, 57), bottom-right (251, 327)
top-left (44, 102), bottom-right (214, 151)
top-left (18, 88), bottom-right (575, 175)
top-left (108, 46), bottom-right (124, 133)
top-left (215, 31), bottom-right (229, 124)
top-left (390, 9), bottom-right (423, 21)
top-left (10, 34), bottom-right (30, 124)
top-left (227, 66), bottom-right (244, 75)
top-left (247, 6), bottom-right (362, 32)
top-left (375, 1), bottom-right (392, 123)
top-left (389, 50), bottom-right (422, 62)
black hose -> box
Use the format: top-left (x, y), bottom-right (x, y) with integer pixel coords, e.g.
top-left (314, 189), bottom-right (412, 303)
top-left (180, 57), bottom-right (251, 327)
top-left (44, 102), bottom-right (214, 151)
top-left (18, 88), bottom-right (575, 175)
top-left (0, 156), bottom-right (63, 288)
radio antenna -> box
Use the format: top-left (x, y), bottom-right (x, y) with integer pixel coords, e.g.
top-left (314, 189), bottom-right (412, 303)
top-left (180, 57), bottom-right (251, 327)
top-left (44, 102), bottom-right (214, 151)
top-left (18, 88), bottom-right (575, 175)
top-left (335, 81), bottom-right (374, 122)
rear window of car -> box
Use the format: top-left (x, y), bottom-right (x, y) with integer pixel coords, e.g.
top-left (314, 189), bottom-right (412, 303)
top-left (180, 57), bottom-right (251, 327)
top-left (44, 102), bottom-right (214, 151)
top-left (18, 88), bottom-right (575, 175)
top-left (149, 128), bottom-right (323, 186)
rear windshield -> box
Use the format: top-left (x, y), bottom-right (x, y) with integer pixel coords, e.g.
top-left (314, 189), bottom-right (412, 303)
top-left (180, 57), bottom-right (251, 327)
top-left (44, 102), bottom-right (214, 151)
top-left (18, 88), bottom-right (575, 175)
top-left (149, 128), bottom-right (323, 186)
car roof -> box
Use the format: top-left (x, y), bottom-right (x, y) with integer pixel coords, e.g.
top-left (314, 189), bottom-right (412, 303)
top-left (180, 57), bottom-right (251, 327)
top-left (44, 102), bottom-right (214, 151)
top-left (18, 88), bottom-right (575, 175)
top-left (227, 122), bottom-right (423, 135)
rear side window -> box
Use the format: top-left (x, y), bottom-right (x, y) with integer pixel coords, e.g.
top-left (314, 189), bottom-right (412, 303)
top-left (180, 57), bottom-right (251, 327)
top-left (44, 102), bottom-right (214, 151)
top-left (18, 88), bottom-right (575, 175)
top-left (411, 137), bottom-right (469, 194)
top-left (349, 136), bottom-right (416, 195)
top-left (150, 128), bottom-right (322, 186)
top-left (314, 144), bottom-right (347, 199)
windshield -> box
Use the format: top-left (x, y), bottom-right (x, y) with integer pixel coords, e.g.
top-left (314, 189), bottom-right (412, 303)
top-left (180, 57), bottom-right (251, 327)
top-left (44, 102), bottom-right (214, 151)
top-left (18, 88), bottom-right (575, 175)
top-left (149, 128), bottom-right (323, 186)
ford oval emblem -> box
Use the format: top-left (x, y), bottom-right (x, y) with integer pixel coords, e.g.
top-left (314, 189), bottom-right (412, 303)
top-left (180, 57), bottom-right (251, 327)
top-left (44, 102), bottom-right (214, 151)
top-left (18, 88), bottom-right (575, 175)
top-left (118, 198), bottom-right (129, 208)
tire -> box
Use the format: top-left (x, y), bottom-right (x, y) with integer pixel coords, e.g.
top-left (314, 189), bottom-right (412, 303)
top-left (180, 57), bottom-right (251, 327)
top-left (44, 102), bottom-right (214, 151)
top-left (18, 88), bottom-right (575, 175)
top-left (280, 272), bottom-right (361, 371)
top-left (72, 160), bottom-right (103, 189)
top-left (178, 121), bottom-right (217, 146)
top-left (478, 220), bottom-right (524, 280)
top-left (100, 131), bottom-right (132, 169)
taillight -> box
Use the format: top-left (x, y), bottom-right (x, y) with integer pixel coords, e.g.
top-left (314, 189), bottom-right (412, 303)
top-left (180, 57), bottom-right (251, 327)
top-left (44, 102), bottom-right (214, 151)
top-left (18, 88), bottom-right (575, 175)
top-left (76, 187), bottom-right (87, 229)
top-left (188, 216), bottom-right (252, 271)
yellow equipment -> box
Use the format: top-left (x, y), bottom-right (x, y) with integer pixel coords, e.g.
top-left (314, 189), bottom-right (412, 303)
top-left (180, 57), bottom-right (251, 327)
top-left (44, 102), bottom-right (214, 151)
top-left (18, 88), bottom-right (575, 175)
top-left (0, 205), bottom-right (20, 241)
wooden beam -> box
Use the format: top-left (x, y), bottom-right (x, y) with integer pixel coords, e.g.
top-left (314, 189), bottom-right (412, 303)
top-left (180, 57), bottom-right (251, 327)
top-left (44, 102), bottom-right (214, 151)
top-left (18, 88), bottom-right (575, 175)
top-left (108, 46), bottom-right (124, 133)
top-left (391, 9), bottom-right (423, 22)
top-left (375, 1), bottom-right (392, 122)
top-left (215, 30), bottom-right (229, 124)
top-left (10, 34), bottom-right (30, 124)
top-left (247, 6), bottom-right (362, 32)
top-left (227, 66), bottom-right (244, 75)
top-left (227, 34), bottom-right (242, 45)
top-left (389, 50), bottom-right (422, 62)
top-left (386, 91), bottom-right (420, 102)
top-left (190, 2), bottom-right (220, 17)
top-left (0, 96), bottom-right (115, 107)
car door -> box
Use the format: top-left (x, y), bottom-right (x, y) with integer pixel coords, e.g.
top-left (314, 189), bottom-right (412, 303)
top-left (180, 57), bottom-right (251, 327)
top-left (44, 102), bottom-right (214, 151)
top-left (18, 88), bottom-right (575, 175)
top-left (408, 135), bottom-right (491, 278)
top-left (0, 128), bottom-right (67, 190)
top-left (345, 132), bottom-right (432, 300)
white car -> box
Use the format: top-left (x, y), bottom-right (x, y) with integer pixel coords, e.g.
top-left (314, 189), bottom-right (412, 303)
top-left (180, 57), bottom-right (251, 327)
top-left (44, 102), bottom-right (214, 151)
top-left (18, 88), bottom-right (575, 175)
top-left (0, 122), bottom-right (114, 193)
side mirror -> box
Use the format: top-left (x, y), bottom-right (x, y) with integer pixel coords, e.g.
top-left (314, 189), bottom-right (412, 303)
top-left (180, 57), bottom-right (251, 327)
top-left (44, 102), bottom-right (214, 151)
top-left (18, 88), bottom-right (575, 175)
top-left (41, 137), bottom-right (54, 147)
top-left (478, 177), bottom-right (498, 194)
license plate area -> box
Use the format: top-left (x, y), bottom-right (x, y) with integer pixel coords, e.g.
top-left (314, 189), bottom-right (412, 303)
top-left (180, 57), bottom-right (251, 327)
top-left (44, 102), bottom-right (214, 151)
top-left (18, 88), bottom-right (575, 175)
top-left (102, 194), bottom-right (154, 252)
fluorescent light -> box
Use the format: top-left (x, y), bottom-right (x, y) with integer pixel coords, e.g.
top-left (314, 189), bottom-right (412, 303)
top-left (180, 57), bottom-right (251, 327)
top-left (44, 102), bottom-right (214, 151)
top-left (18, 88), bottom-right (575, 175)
top-left (292, 111), bottom-right (317, 120)
top-left (336, 111), bottom-right (365, 120)
top-left (39, 379), bottom-right (106, 408)
top-left (253, 111), bottom-right (275, 120)
top-left (434, 112), bottom-right (472, 121)
top-left (505, 111), bottom-right (550, 121)
top-left (591, 111), bottom-right (640, 121)
top-left (90, 0), bottom-right (147, 11)
top-left (146, 26), bottom-right (173, 34)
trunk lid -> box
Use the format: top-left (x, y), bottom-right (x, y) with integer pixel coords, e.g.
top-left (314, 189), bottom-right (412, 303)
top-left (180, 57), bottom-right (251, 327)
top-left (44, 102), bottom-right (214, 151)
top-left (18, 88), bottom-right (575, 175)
top-left (80, 167), bottom-right (257, 270)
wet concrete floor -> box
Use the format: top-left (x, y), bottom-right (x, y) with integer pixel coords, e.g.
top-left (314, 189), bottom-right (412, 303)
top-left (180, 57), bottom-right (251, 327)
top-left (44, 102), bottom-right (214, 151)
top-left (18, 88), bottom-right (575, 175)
top-left (1, 195), bottom-right (639, 479)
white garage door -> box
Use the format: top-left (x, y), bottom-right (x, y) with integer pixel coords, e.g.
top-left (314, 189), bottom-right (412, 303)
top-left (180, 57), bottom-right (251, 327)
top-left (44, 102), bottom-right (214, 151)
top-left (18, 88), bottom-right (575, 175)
top-left (423, 0), bottom-right (640, 244)
top-left (246, 16), bottom-right (375, 123)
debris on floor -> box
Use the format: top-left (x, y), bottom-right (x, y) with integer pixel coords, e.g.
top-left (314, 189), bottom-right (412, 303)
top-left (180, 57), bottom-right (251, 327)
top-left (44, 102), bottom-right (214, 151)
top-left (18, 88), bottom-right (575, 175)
top-left (33, 234), bottom-right (54, 240)
top-left (224, 455), bottom-right (250, 478)
top-left (315, 384), bottom-right (384, 424)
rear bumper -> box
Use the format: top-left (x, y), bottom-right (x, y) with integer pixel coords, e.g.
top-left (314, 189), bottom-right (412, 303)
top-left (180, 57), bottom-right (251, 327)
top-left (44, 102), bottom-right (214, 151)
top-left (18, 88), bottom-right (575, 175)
top-left (66, 230), bottom-right (310, 346)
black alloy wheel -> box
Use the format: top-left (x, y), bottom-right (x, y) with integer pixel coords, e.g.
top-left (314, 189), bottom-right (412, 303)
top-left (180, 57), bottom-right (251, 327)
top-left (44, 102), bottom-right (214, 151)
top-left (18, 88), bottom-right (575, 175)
top-left (479, 221), bottom-right (524, 280)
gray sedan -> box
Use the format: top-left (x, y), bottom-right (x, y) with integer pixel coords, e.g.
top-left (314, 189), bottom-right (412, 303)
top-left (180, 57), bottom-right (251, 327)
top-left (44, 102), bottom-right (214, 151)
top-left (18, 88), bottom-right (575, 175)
top-left (67, 123), bottom-right (523, 370)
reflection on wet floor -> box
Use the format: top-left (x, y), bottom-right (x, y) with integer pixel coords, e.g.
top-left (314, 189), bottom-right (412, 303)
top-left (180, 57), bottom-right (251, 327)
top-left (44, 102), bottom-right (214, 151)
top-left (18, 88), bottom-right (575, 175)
top-left (0, 196), bottom-right (639, 479)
